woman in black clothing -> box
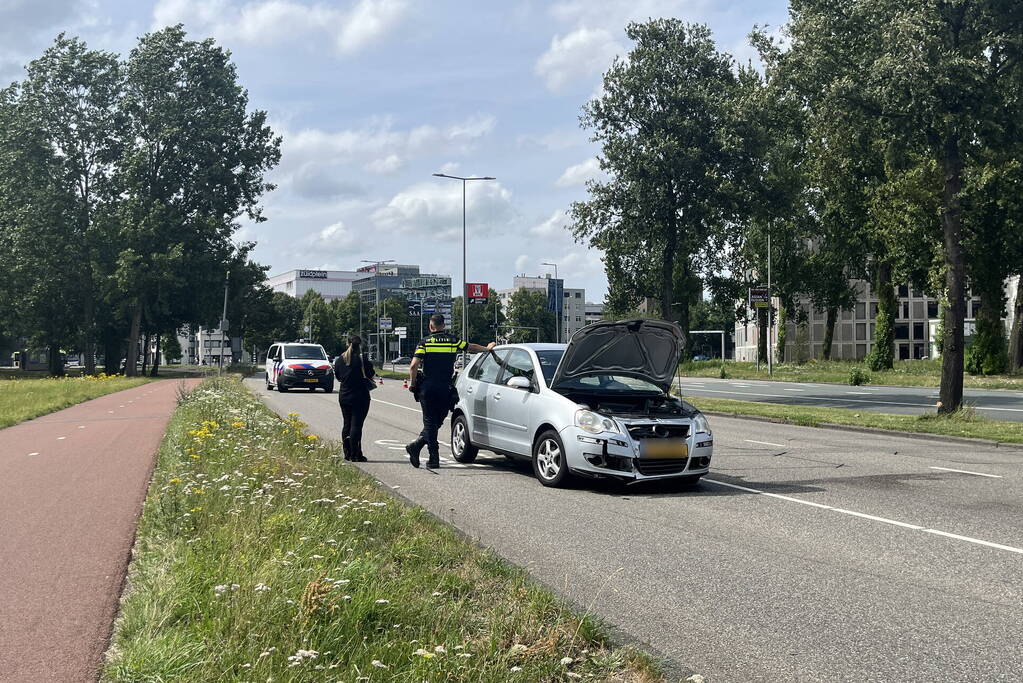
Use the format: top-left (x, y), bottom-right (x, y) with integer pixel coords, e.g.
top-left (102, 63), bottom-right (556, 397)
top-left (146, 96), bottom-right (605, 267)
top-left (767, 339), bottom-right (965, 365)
top-left (333, 334), bottom-right (374, 462)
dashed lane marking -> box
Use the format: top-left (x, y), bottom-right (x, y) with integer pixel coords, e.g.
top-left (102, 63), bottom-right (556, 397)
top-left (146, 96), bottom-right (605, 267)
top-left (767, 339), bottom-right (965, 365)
top-left (929, 466), bottom-right (1003, 479)
top-left (745, 439), bottom-right (788, 448)
top-left (57, 437), bottom-right (66, 440)
top-left (702, 479), bottom-right (1023, 555)
top-left (27, 452), bottom-right (39, 456)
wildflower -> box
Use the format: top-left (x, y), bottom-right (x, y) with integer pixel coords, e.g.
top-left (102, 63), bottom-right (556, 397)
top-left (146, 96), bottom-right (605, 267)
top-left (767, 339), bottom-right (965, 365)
top-left (307, 434), bottom-right (318, 441)
top-left (254, 583), bottom-right (270, 592)
top-left (458, 653), bottom-right (472, 658)
top-left (371, 660), bottom-right (387, 668)
top-left (510, 666), bottom-right (522, 672)
top-left (510, 644), bottom-right (528, 654)
top-left (375, 599), bottom-right (389, 604)
top-left (561, 657), bottom-right (573, 665)
top-left (434, 645), bottom-right (447, 654)
top-left (413, 648), bottom-right (435, 659)
top-left (567, 673), bottom-right (583, 680)
top-left (169, 477), bottom-right (182, 485)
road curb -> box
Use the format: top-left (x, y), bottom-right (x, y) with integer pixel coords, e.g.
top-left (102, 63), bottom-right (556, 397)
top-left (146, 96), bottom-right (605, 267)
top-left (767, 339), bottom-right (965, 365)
top-left (699, 409), bottom-right (1023, 450)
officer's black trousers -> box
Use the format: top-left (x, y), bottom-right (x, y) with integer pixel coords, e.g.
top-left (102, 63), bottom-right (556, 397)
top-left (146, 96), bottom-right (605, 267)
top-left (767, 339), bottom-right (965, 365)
top-left (410, 384), bottom-right (449, 462)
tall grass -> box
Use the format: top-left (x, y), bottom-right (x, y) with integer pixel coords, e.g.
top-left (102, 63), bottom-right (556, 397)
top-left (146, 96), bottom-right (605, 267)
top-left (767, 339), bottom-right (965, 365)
top-left (103, 377), bottom-right (659, 682)
top-left (0, 375), bottom-right (150, 429)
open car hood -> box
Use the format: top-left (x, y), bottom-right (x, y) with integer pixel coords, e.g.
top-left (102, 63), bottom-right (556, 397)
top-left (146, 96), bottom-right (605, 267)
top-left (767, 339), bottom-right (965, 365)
top-left (549, 319), bottom-right (683, 393)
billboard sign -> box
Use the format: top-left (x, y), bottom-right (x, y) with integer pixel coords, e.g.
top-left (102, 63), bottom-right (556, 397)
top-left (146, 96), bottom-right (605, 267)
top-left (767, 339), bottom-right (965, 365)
top-left (546, 278), bottom-right (564, 313)
top-left (298, 269), bottom-right (328, 279)
top-left (749, 287), bottom-right (770, 308)
top-left (379, 317), bottom-right (392, 331)
top-left (467, 282), bottom-right (489, 304)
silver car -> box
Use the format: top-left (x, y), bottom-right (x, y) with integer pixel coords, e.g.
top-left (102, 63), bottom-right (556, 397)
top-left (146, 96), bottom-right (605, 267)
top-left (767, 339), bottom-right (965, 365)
top-left (450, 319), bottom-right (713, 487)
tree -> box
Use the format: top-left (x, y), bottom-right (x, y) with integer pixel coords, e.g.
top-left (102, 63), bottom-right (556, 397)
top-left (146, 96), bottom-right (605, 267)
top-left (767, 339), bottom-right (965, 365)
top-left (783, 0), bottom-right (1023, 410)
top-left (117, 26), bottom-right (280, 376)
top-left (20, 36), bottom-right (122, 375)
top-left (572, 20), bottom-right (752, 357)
top-left (161, 333), bottom-right (182, 363)
top-left (452, 291), bottom-right (504, 345)
top-left (506, 289), bottom-right (556, 343)
top-left (244, 291), bottom-right (303, 354)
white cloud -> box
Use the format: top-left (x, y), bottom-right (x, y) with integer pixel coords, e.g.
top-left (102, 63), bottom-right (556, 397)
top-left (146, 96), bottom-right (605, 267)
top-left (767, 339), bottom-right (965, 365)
top-left (364, 153), bottom-right (403, 174)
top-left (535, 26), bottom-right (621, 93)
top-left (372, 180), bottom-right (516, 240)
top-left (151, 0), bottom-right (409, 54)
top-left (306, 221), bottom-right (358, 251)
top-left (514, 254), bottom-right (531, 273)
top-left (555, 157), bottom-right (604, 187)
top-left (531, 209), bottom-right (570, 237)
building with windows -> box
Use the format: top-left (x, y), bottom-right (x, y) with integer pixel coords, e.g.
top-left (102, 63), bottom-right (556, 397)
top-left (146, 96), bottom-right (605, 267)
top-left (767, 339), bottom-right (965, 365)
top-left (584, 303), bottom-right (605, 325)
top-left (733, 279), bottom-right (985, 362)
top-left (496, 274), bottom-right (586, 342)
top-left (267, 269), bottom-right (362, 301)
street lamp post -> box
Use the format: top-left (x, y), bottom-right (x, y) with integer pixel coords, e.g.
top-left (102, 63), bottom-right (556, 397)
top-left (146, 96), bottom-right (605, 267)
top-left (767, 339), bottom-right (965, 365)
top-left (219, 269), bottom-right (229, 374)
top-left (361, 259), bottom-right (395, 363)
top-left (432, 172), bottom-right (496, 364)
top-left (542, 261), bottom-right (560, 343)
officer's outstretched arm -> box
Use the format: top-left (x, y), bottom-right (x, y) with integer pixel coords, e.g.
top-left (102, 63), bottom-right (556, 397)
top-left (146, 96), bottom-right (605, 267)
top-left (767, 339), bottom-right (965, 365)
top-left (466, 341), bottom-right (496, 354)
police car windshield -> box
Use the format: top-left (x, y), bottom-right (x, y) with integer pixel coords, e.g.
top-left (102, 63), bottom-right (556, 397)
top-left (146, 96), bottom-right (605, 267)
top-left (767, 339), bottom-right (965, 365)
top-left (283, 345), bottom-right (327, 360)
top-left (536, 350), bottom-right (565, 384)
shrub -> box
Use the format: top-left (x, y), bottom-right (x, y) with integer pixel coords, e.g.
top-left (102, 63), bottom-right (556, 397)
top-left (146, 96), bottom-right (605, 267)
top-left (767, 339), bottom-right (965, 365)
top-left (848, 367), bottom-right (869, 386)
top-left (719, 364), bottom-right (728, 379)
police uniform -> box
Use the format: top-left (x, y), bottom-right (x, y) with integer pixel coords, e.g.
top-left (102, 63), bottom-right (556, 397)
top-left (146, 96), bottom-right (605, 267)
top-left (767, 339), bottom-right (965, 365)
top-left (405, 330), bottom-right (467, 468)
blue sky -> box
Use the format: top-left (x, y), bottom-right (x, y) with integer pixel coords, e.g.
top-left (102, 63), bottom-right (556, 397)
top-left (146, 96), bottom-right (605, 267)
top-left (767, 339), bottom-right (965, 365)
top-left (1, 0), bottom-right (789, 302)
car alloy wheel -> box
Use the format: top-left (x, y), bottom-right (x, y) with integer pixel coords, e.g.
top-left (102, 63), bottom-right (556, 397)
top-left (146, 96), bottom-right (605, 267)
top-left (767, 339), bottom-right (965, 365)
top-left (532, 430), bottom-right (572, 487)
top-left (450, 415), bottom-right (478, 463)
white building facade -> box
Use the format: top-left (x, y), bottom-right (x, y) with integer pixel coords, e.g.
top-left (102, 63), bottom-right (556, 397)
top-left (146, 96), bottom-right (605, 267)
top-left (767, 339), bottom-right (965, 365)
top-left (267, 269), bottom-right (362, 301)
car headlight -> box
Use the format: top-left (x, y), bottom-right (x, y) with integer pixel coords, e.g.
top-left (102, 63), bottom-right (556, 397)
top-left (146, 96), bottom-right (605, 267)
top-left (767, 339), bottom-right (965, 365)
top-left (692, 412), bottom-right (711, 435)
top-left (575, 409), bottom-right (619, 434)
top-left (282, 367), bottom-right (296, 375)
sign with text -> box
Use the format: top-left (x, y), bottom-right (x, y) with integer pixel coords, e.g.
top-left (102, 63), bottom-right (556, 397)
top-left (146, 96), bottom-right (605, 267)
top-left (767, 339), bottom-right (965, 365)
top-left (749, 287), bottom-right (770, 308)
top-left (546, 278), bottom-right (564, 313)
top-left (466, 282), bottom-right (489, 304)
top-left (299, 269), bottom-right (328, 279)
top-left (407, 300), bottom-right (421, 316)
top-left (378, 317), bottom-right (392, 331)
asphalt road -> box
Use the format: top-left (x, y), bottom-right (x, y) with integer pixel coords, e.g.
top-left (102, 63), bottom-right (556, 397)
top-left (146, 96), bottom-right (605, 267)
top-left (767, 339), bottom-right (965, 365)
top-left (679, 376), bottom-right (1023, 421)
top-left (246, 377), bottom-right (1023, 682)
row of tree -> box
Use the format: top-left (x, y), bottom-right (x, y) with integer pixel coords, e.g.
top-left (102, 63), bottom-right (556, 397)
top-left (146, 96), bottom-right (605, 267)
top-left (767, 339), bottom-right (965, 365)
top-left (243, 288), bottom-right (562, 362)
top-left (0, 27), bottom-right (280, 376)
top-left (571, 6), bottom-right (1023, 412)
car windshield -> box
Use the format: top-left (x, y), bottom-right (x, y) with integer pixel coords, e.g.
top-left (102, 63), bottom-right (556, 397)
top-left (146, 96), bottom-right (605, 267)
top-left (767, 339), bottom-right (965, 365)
top-left (536, 350), bottom-right (564, 384)
top-left (283, 344), bottom-right (327, 360)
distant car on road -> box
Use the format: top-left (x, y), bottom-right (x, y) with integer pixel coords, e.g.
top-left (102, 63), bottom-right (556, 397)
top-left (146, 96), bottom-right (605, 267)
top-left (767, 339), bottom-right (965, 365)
top-left (264, 342), bottom-right (334, 393)
top-left (388, 356), bottom-right (412, 367)
top-left (450, 319), bottom-right (713, 487)
top-left (692, 354), bottom-right (710, 361)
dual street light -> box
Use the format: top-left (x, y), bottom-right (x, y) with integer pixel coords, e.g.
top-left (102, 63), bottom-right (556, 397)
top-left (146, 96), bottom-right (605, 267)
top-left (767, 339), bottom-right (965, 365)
top-left (432, 173), bottom-right (496, 362)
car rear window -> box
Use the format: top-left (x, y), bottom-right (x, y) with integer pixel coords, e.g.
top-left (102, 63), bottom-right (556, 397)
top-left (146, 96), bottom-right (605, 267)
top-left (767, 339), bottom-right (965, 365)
top-left (283, 344), bottom-right (327, 360)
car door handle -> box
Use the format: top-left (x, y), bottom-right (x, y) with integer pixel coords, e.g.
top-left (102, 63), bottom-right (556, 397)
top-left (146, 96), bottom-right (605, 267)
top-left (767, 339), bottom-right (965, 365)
top-left (466, 387), bottom-right (473, 394)
top-left (493, 392), bottom-right (502, 400)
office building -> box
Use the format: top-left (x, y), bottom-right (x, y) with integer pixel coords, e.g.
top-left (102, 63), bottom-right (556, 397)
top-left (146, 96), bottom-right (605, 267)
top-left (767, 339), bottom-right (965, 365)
top-left (496, 274), bottom-right (586, 341)
top-left (267, 269), bottom-right (362, 301)
top-left (584, 303), bottom-right (605, 325)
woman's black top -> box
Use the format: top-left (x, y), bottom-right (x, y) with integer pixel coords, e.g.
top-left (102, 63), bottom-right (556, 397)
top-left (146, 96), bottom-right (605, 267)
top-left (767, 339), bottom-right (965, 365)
top-left (334, 353), bottom-right (375, 403)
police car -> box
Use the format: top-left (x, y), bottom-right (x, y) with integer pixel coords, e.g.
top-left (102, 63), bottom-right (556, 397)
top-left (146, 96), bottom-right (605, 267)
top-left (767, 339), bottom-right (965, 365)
top-left (265, 341), bottom-right (334, 392)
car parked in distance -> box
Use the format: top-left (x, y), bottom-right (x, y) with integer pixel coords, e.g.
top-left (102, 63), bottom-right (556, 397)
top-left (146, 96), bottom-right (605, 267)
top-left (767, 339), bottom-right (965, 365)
top-left (265, 342), bottom-right (334, 393)
top-left (692, 354), bottom-right (710, 361)
top-left (450, 319), bottom-right (713, 487)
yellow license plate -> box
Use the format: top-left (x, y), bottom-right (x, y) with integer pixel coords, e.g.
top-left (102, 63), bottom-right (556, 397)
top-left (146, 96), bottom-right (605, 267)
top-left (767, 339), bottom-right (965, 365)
top-left (640, 439), bottom-right (689, 459)
top-left (303, 378), bottom-right (319, 383)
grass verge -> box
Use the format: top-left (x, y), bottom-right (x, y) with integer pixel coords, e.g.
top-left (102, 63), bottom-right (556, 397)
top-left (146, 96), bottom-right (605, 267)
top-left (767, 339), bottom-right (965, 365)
top-left (0, 374), bottom-right (150, 429)
top-left (103, 376), bottom-right (660, 681)
top-left (681, 359), bottom-right (1023, 390)
top-left (683, 395), bottom-right (1023, 445)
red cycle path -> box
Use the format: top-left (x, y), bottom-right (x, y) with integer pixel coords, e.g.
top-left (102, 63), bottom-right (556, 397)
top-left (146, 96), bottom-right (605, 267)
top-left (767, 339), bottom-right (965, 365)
top-left (0, 379), bottom-right (199, 682)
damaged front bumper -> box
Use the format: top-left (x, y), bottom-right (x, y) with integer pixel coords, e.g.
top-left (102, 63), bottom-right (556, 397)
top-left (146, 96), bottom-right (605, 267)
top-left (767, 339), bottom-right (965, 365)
top-left (560, 423), bottom-right (713, 482)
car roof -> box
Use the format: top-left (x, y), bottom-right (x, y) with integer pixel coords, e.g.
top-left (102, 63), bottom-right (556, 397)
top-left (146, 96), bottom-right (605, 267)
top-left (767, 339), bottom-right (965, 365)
top-left (497, 343), bottom-right (567, 352)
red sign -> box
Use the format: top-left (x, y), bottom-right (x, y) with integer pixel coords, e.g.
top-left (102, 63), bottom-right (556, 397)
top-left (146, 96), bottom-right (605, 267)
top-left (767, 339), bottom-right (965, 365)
top-left (466, 282), bottom-right (489, 304)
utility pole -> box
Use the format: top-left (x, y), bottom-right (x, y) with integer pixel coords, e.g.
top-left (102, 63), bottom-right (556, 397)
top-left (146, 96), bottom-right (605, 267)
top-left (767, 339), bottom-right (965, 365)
top-left (767, 224), bottom-right (773, 377)
top-left (433, 172), bottom-right (496, 364)
top-left (219, 269), bottom-right (229, 373)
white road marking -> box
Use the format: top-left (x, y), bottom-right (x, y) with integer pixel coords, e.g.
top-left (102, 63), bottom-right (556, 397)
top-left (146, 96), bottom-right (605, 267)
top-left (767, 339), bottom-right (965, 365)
top-left (28, 452), bottom-right (39, 456)
top-left (372, 398), bottom-right (421, 413)
top-left (78, 425), bottom-right (85, 429)
top-left (57, 436), bottom-right (66, 440)
top-left (783, 388), bottom-right (805, 392)
top-left (702, 479), bottom-right (1023, 555)
top-left (929, 466), bottom-right (1003, 479)
top-left (745, 439), bottom-right (788, 448)
top-left (846, 391), bottom-right (874, 395)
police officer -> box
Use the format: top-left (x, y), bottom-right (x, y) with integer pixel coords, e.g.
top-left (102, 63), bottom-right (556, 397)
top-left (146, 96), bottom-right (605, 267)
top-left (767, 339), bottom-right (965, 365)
top-left (405, 314), bottom-right (495, 469)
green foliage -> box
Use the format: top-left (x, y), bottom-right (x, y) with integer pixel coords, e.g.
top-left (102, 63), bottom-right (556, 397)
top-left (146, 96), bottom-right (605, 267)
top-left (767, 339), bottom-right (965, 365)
top-left (718, 364), bottom-right (728, 379)
top-left (160, 334), bottom-right (182, 363)
top-left (451, 291), bottom-right (503, 346)
top-left (867, 272), bottom-right (896, 371)
top-left (775, 304), bottom-right (787, 364)
top-left (505, 289), bottom-right (556, 343)
top-left (795, 321), bottom-right (810, 364)
top-left (848, 367), bottom-right (869, 386)
top-left (965, 317), bottom-right (1008, 376)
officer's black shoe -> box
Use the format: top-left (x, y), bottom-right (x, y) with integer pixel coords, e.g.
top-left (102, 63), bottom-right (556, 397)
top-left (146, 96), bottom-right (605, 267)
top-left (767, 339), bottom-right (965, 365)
top-left (405, 444), bottom-right (420, 468)
top-left (426, 457), bottom-right (440, 469)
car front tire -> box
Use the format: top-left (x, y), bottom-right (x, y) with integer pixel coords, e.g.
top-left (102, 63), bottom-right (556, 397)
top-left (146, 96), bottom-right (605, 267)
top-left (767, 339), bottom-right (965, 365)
top-left (277, 380), bottom-right (289, 392)
top-left (450, 414), bottom-right (478, 463)
top-left (323, 382), bottom-right (334, 393)
top-left (265, 374), bottom-right (272, 390)
top-left (532, 430), bottom-right (573, 488)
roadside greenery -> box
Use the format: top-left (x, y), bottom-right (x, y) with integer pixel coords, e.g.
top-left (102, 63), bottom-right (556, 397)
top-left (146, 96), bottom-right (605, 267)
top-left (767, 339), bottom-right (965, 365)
top-left (0, 374), bottom-right (149, 429)
top-left (680, 359), bottom-right (1023, 391)
top-left (104, 377), bottom-right (659, 681)
top-left (684, 395), bottom-right (1023, 446)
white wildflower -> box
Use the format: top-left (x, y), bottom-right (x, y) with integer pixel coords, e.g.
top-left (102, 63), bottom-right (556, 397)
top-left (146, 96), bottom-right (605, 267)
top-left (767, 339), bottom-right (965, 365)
top-left (561, 656), bottom-right (574, 665)
top-left (371, 659), bottom-right (387, 668)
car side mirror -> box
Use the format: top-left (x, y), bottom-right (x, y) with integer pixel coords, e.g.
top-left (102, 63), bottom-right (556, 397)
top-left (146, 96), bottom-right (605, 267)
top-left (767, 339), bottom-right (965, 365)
top-left (506, 376), bottom-right (531, 390)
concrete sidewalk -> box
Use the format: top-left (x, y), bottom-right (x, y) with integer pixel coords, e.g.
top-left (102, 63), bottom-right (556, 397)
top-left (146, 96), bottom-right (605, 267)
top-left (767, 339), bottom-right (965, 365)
top-left (0, 379), bottom-right (198, 682)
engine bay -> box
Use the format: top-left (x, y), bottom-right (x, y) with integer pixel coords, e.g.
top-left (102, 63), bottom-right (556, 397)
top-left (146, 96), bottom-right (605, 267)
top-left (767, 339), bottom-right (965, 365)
top-left (558, 390), bottom-right (694, 419)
